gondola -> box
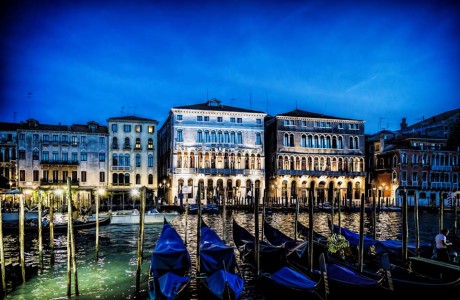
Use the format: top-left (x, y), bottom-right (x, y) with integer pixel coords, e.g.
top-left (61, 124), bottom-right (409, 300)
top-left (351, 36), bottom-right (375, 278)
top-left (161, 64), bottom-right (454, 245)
top-left (263, 220), bottom-right (387, 297)
top-left (297, 220), bottom-right (460, 295)
top-left (232, 219), bottom-right (323, 299)
top-left (148, 219), bottom-right (191, 300)
top-left (1, 215), bottom-right (111, 233)
top-left (199, 219), bottom-right (244, 300)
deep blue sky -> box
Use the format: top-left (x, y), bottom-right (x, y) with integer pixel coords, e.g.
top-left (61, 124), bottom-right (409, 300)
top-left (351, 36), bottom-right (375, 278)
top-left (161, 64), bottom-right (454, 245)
top-left (1, 0), bottom-right (459, 134)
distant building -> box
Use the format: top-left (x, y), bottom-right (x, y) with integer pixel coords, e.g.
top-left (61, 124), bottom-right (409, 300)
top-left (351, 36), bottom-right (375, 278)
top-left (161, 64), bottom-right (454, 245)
top-left (0, 122), bottom-right (18, 190)
top-left (107, 116), bottom-right (158, 206)
top-left (158, 99), bottom-right (266, 205)
top-left (14, 118), bottom-right (108, 205)
top-left (366, 109), bottom-right (460, 207)
top-left (265, 109), bottom-right (366, 206)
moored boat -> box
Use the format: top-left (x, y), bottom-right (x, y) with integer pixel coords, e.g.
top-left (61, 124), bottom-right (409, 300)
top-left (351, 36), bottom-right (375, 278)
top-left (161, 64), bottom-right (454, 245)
top-left (104, 208), bottom-right (179, 224)
top-left (148, 219), bottom-right (191, 300)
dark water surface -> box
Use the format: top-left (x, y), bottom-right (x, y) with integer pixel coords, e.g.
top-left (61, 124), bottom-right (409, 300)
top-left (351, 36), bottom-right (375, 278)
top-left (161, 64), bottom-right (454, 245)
top-left (2, 210), bottom-right (456, 299)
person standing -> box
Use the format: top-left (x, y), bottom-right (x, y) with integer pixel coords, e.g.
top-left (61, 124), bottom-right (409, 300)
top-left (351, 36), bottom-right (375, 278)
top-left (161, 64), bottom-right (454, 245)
top-left (435, 228), bottom-right (452, 263)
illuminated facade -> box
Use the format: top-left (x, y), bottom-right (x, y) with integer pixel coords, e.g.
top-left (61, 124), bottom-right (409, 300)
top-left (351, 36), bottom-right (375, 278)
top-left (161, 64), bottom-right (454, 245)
top-left (0, 122), bottom-right (18, 190)
top-left (14, 118), bottom-right (108, 203)
top-left (265, 109), bottom-right (366, 206)
top-left (107, 116), bottom-right (158, 198)
top-left (158, 99), bottom-right (266, 205)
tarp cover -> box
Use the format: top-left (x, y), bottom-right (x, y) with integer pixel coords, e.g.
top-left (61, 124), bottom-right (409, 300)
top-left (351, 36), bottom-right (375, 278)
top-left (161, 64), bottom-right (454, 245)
top-left (157, 272), bottom-right (190, 300)
top-left (151, 221), bottom-right (190, 276)
top-left (200, 223), bottom-right (236, 273)
top-left (205, 269), bottom-right (244, 300)
top-left (268, 266), bottom-right (317, 292)
top-left (327, 263), bottom-right (379, 287)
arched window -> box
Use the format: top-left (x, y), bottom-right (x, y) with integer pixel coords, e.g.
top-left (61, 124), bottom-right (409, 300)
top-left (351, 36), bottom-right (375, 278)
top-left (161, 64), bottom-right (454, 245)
top-left (118, 173), bottom-right (124, 184)
top-left (217, 131), bottom-right (223, 143)
top-left (205, 130), bottom-right (210, 142)
top-left (224, 131), bottom-right (229, 143)
top-left (136, 174), bottom-right (141, 184)
top-left (338, 136), bottom-right (343, 149)
top-left (125, 154), bottom-right (130, 166)
top-left (301, 135), bottom-right (307, 147)
top-left (112, 137), bottom-right (118, 149)
top-left (211, 131), bottom-right (216, 142)
top-left (112, 154), bottom-right (118, 166)
top-left (135, 138), bottom-right (141, 150)
top-left (230, 132), bottom-right (235, 143)
top-left (349, 136), bottom-right (354, 149)
top-left (308, 135), bottom-right (313, 147)
top-left (124, 137), bottom-right (130, 149)
top-left (112, 173), bottom-right (118, 184)
top-left (148, 138), bottom-right (153, 150)
top-left (197, 130), bottom-right (203, 142)
top-left (124, 173), bottom-right (130, 184)
top-left (237, 132), bottom-right (242, 144)
top-left (177, 129), bottom-right (183, 142)
top-left (148, 174), bottom-right (153, 184)
top-left (289, 134), bottom-right (294, 147)
top-left (284, 133), bottom-right (289, 146)
top-left (136, 154), bottom-right (141, 167)
top-left (148, 154), bottom-right (153, 167)
top-left (314, 136), bottom-right (319, 148)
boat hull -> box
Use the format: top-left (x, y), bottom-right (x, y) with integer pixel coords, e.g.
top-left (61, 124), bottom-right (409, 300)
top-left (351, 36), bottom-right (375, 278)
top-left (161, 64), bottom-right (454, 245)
top-left (108, 210), bottom-right (179, 224)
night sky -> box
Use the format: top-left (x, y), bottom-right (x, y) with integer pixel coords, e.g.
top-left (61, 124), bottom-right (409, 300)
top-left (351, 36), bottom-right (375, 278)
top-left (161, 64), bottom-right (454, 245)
top-left (1, 0), bottom-right (459, 134)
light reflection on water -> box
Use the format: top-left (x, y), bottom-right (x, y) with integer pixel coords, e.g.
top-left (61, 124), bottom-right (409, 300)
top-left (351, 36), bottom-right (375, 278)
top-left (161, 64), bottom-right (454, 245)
top-left (2, 210), bottom-right (455, 299)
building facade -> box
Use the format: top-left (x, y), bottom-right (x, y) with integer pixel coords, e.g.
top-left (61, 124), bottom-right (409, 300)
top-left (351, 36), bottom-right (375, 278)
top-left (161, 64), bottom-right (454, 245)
top-left (367, 131), bottom-right (459, 207)
top-left (158, 99), bottom-right (266, 205)
top-left (107, 116), bottom-right (158, 204)
top-left (15, 119), bottom-right (108, 204)
top-left (0, 122), bottom-right (18, 190)
top-left (265, 109), bottom-right (366, 206)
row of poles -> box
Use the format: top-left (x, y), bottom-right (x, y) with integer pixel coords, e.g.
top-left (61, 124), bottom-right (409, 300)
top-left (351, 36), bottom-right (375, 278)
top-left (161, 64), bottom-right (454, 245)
top-left (0, 177), bottom-right (149, 298)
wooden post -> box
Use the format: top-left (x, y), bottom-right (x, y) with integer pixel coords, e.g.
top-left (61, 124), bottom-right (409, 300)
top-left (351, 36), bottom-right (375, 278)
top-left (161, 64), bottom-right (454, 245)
top-left (185, 193), bottom-right (189, 246)
top-left (414, 193), bottom-right (420, 256)
top-left (295, 195), bottom-right (299, 241)
top-left (0, 195), bottom-right (6, 293)
top-left (136, 187), bottom-right (146, 294)
top-left (261, 190), bottom-right (265, 243)
top-left (439, 191), bottom-right (444, 231)
top-left (337, 189), bottom-right (342, 235)
top-left (38, 191), bottom-right (43, 272)
top-left (402, 189), bottom-right (408, 262)
top-left (96, 189), bottom-right (100, 262)
top-left (19, 194), bottom-right (26, 283)
top-left (372, 188), bottom-right (376, 240)
top-left (196, 184), bottom-right (201, 276)
top-left (254, 186), bottom-right (260, 276)
top-left (308, 189), bottom-right (314, 274)
top-left (358, 193), bottom-right (365, 273)
top-left (67, 178), bottom-right (79, 296)
top-left (330, 192), bottom-right (334, 236)
top-left (454, 195), bottom-right (458, 246)
top-left (223, 187), bottom-right (227, 243)
top-left (67, 190), bottom-right (72, 297)
top-left (49, 192), bottom-right (55, 265)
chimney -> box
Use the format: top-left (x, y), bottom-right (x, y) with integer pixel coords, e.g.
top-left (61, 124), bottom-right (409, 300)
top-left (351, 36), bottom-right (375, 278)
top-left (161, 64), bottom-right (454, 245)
top-left (400, 118), bottom-right (408, 130)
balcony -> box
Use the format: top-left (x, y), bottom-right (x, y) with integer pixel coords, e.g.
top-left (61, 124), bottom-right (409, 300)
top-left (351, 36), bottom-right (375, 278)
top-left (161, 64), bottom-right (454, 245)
top-left (134, 146), bottom-right (142, 151)
top-left (40, 179), bottom-right (79, 185)
top-left (40, 160), bottom-right (79, 166)
top-left (431, 165), bottom-right (452, 171)
top-left (431, 182), bottom-right (452, 189)
top-left (111, 143), bottom-right (119, 150)
top-left (111, 166), bottom-right (131, 171)
top-left (275, 169), bottom-right (366, 177)
top-left (123, 144), bottom-right (131, 150)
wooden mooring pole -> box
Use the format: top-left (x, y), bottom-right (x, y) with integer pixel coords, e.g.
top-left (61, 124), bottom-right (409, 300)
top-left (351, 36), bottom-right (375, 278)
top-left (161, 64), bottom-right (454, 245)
top-left (0, 195), bottom-right (6, 293)
top-left (67, 178), bottom-right (79, 297)
top-left (38, 191), bottom-right (43, 271)
top-left (136, 187), bottom-right (146, 294)
top-left (19, 194), bottom-right (26, 283)
top-left (49, 191), bottom-right (55, 265)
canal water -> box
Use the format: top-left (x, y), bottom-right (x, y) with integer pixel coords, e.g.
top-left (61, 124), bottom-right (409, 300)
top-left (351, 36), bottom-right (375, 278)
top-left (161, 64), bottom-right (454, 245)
top-left (2, 209), bottom-right (457, 299)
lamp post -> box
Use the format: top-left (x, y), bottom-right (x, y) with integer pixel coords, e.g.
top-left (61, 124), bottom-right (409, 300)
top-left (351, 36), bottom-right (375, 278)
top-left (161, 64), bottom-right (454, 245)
top-left (159, 179), bottom-right (170, 205)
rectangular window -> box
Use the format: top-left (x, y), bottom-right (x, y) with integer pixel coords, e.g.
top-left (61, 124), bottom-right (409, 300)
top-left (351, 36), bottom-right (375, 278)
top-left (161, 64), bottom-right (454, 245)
top-left (62, 135), bottom-right (68, 142)
top-left (62, 152), bottom-right (68, 162)
top-left (237, 118), bottom-right (242, 123)
top-left (148, 126), bottom-right (154, 133)
top-left (33, 150), bottom-right (39, 160)
top-left (43, 134), bottom-right (50, 142)
top-left (63, 171), bottom-right (68, 181)
top-left (177, 115), bottom-right (183, 121)
top-left (53, 135), bottom-right (59, 143)
top-left (42, 151), bottom-right (49, 161)
top-left (217, 117), bottom-right (223, 123)
top-left (124, 124), bottom-right (131, 132)
top-left (72, 171), bottom-right (77, 182)
top-left (256, 119), bottom-right (262, 125)
top-left (72, 136), bottom-right (78, 145)
top-left (136, 155), bottom-right (141, 167)
top-left (19, 133), bottom-right (25, 140)
top-left (81, 171), bottom-right (87, 182)
top-left (43, 170), bottom-right (49, 181)
top-left (81, 152), bottom-right (87, 161)
top-left (19, 150), bottom-right (26, 160)
top-left (135, 125), bottom-right (142, 133)
top-left (33, 170), bottom-right (39, 181)
top-left (204, 116), bottom-right (209, 122)
top-left (177, 130), bottom-right (183, 142)
top-left (99, 153), bottom-right (106, 162)
top-left (20, 170), bottom-right (25, 181)
top-left (72, 152), bottom-right (78, 162)
top-left (53, 170), bottom-right (58, 181)
top-left (33, 134), bottom-right (39, 141)
top-left (81, 136), bottom-right (86, 144)
top-left (112, 124), bottom-right (118, 132)
top-left (230, 117), bottom-right (235, 123)
top-left (99, 171), bottom-right (105, 183)
top-left (52, 152), bottom-right (59, 161)
top-left (99, 137), bottom-right (105, 144)
top-left (197, 116), bottom-right (203, 122)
